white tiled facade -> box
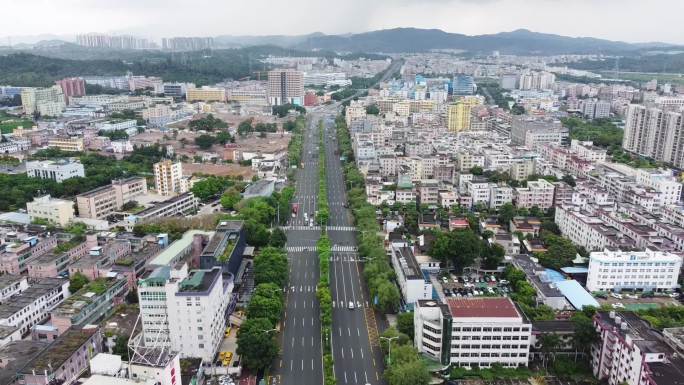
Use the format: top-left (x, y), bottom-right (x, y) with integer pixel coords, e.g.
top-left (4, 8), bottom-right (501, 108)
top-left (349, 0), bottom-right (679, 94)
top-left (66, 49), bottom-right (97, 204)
top-left (586, 249), bottom-right (682, 292)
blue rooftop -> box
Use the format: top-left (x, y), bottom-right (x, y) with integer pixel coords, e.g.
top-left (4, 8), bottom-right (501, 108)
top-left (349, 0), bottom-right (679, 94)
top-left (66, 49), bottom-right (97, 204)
top-left (555, 280), bottom-right (599, 310)
top-left (541, 268), bottom-right (565, 283)
top-left (561, 267), bottom-right (589, 274)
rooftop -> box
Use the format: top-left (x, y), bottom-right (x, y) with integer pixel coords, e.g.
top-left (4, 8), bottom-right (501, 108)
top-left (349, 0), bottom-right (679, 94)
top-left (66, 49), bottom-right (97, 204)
top-left (0, 274), bottom-right (25, 291)
top-left (554, 280), bottom-right (599, 310)
top-left (0, 278), bottom-right (67, 320)
top-left (447, 297), bottom-right (521, 319)
top-left (0, 340), bottom-right (50, 385)
top-left (148, 229), bottom-right (213, 267)
top-left (19, 327), bottom-right (99, 374)
top-left (177, 267), bottom-right (220, 294)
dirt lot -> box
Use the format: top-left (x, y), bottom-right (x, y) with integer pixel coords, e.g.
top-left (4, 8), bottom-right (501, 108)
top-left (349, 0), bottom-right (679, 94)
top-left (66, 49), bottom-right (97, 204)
top-left (182, 162), bottom-right (254, 178)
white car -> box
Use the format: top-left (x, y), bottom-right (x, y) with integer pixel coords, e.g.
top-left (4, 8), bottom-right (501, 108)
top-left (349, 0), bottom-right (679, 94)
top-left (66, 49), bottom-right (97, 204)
top-left (348, 301), bottom-right (355, 310)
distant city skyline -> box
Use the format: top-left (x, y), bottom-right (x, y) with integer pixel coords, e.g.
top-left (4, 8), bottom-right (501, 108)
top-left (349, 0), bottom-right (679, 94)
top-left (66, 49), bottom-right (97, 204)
top-left (1, 0), bottom-right (683, 45)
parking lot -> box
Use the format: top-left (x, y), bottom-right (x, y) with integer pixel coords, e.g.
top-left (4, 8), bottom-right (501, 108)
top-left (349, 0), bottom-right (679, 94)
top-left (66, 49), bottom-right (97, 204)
top-left (438, 273), bottom-right (511, 299)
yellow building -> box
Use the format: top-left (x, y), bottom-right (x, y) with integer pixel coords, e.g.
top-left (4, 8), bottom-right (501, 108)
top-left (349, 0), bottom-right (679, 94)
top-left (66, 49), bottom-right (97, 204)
top-left (27, 195), bottom-right (75, 227)
top-left (48, 136), bottom-right (84, 152)
top-left (447, 96), bottom-right (483, 132)
top-left (186, 86), bottom-right (226, 102)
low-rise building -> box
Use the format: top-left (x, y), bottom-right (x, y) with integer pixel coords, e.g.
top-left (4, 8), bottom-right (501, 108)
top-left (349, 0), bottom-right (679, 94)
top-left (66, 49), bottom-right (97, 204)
top-left (77, 177), bottom-right (147, 220)
top-left (514, 179), bottom-right (555, 209)
top-left (586, 248), bottom-right (682, 292)
top-left (389, 242), bottom-right (433, 305)
top-left (26, 195), bottom-right (75, 227)
top-left (0, 275), bottom-right (29, 305)
top-left (47, 136), bottom-right (84, 152)
top-left (17, 326), bottom-right (103, 385)
top-left (26, 159), bottom-right (85, 182)
top-left (50, 276), bottom-right (128, 335)
top-left (414, 297), bottom-right (532, 368)
top-left (0, 278), bottom-right (69, 337)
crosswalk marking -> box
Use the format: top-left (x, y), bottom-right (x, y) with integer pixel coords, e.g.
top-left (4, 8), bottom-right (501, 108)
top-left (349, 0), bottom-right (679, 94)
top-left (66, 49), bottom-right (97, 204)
top-left (283, 225), bottom-right (323, 231)
top-left (286, 246), bottom-right (317, 252)
top-left (283, 225), bottom-right (356, 231)
top-left (331, 245), bottom-right (357, 252)
top-left (326, 226), bottom-right (356, 231)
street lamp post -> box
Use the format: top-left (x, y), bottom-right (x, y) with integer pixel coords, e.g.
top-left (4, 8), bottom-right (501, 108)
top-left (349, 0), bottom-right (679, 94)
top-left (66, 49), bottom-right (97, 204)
top-left (379, 335), bottom-right (399, 365)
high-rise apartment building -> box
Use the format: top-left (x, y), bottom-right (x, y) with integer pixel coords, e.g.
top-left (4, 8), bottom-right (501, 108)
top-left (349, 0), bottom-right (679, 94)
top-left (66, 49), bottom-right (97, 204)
top-left (452, 74), bottom-right (476, 95)
top-left (76, 33), bottom-right (156, 49)
top-left (582, 99), bottom-right (611, 119)
top-left (447, 96), bottom-right (483, 132)
top-left (267, 69), bottom-right (305, 106)
top-left (21, 86), bottom-right (66, 116)
top-left (623, 104), bottom-right (684, 169)
top-left (162, 37), bottom-right (214, 51)
top-left (55, 78), bottom-right (86, 104)
top-left (154, 160), bottom-right (184, 196)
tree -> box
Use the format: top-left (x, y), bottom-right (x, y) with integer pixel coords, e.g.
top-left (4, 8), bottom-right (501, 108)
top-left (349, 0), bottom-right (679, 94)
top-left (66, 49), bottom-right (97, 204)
top-left (190, 176), bottom-right (233, 201)
top-left (269, 227), bottom-right (287, 248)
top-left (482, 243), bottom-right (505, 270)
top-left (194, 134), bottom-right (216, 149)
top-left (239, 197), bottom-right (276, 225)
top-left (366, 104), bottom-right (380, 115)
top-left (236, 317), bottom-right (279, 371)
top-left (244, 220), bottom-right (271, 247)
top-left (238, 119), bottom-right (254, 136)
top-left (247, 283), bottom-right (284, 326)
top-left (562, 174), bottom-right (576, 187)
top-left (253, 247), bottom-right (288, 287)
top-left (188, 114), bottom-right (228, 131)
top-left (498, 203), bottom-right (517, 229)
top-left (216, 131), bottom-right (232, 145)
top-left (429, 229), bottom-right (482, 273)
top-left (571, 312), bottom-right (599, 354)
top-left (540, 333), bottom-right (562, 368)
top-left (376, 281), bottom-right (401, 313)
top-left (384, 345), bottom-right (430, 385)
top-left (397, 312), bottom-right (414, 340)
top-left (220, 188), bottom-right (241, 210)
top-left (469, 166), bottom-right (484, 175)
top-left (69, 272), bottom-right (89, 294)
top-left (113, 335), bottom-right (130, 361)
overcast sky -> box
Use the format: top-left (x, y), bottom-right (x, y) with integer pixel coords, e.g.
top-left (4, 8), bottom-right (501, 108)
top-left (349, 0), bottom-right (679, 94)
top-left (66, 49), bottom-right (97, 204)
top-left (2, 0), bottom-right (683, 44)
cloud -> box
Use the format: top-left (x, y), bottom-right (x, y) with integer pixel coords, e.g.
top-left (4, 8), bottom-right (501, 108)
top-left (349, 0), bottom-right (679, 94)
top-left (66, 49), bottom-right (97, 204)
top-left (0, 0), bottom-right (682, 44)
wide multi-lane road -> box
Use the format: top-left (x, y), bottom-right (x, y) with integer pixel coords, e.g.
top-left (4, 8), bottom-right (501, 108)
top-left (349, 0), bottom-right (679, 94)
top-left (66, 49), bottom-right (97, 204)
top-left (274, 117), bottom-right (323, 385)
top-left (321, 113), bottom-right (384, 385)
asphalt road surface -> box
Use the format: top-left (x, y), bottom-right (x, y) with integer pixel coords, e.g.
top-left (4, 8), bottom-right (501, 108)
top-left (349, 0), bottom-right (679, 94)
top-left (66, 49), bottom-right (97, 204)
top-left (321, 113), bottom-right (385, 385)
top-left (274, 116), bottom-right (324, 385)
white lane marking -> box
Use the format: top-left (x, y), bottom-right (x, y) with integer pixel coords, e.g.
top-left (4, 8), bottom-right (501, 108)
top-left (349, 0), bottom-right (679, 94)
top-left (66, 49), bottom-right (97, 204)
top-left (344, 371), bottom-right (348, 384)
top-left (365, 371), bottom-right (368, 383)
top-left (341, 348), bottom-right (344, 359)
top-left (361, 348), bottom-right (364, 359)
top-left (357, 328), bottom-right (360, 337)
top-left (350, 348), bottom-right (354, 359)
top-left (354, 372), bottom-right (357, 383)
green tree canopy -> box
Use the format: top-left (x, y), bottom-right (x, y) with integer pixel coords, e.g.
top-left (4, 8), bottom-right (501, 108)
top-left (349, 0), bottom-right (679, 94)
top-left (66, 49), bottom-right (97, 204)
top-left (236, 317), bottom-right (279, 371)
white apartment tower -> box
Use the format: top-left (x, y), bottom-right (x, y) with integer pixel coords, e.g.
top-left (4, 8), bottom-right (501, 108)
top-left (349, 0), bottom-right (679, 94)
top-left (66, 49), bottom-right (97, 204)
top-left (623, 104), bottom-right (684, 169)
